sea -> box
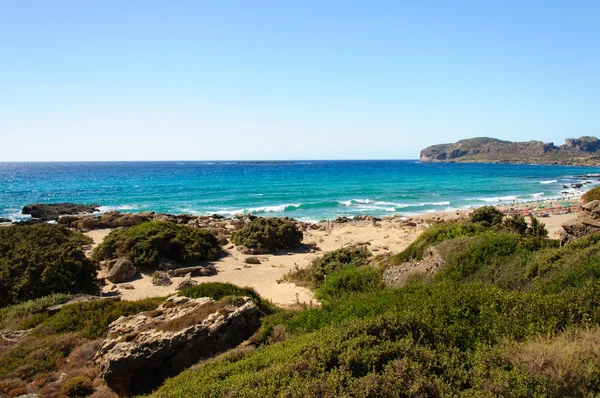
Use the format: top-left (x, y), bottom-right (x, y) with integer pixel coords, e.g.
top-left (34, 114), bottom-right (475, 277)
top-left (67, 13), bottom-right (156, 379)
top-left (1, 160), bottom-right (599, 223)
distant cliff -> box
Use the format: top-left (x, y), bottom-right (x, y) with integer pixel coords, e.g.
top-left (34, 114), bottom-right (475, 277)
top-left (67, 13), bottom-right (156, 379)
top-left (420, 137), bottom-right (600, 166)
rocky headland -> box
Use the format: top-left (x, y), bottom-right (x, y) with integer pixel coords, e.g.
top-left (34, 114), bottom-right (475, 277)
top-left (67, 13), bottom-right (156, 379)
top-left (420, 136), bottom-right (600, 165)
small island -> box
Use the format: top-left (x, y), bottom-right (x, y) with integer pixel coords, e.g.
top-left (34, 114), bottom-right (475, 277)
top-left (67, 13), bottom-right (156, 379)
top-left (420, 136), bottom-right (600, 165)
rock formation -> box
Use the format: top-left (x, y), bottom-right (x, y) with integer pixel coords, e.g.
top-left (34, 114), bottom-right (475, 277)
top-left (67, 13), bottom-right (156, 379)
top-left (420, 136), bottom-right (600, 165)
top-left (22, 203), bottom-right (100, 221)
top-left (96, 295), bottom-right (261, 395)
top-left (103, 259), bottom-right (138, 283)
top-left (151, 271), bottom-right (172, 286)
top-left (561, 200), bottom-right (600, 244)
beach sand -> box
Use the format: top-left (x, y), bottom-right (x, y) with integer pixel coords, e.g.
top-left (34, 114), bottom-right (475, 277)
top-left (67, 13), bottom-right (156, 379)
top-left (85, 202), bottom-right (579, 307)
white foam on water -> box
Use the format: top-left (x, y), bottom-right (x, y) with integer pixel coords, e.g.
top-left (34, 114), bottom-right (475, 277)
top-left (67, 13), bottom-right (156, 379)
top-left (96, 204), bottom-right (139, 213)
top-left (539, 180), bottom-right (557, 184)
top-left (213, 203), bottom-right (302, 216)
top-left (475, 195), bottom-right (518, 203)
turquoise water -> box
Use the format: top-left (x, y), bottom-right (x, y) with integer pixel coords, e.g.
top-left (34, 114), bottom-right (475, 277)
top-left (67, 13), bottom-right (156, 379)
top-left (1, 161), bottom-right (599, 222)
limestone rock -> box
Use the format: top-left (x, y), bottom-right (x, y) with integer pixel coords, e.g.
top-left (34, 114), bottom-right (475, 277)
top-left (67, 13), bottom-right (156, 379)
top-left (119, 283), bottom-right (135, 290)
top-left (167, 265), bottom-right (217, 277)
top-left (151, 271), bottom-right (172, 286)
top-left (245, 257), bottom-right (261, 264)
top-left (96, 295), bottom-right (261, 395)
top-left (560, 200), bottom-right (600, 244)
top-left (176, 278), bottom-right (197, 290)
top-left (104, 259), bottom-right (138, 283)
top-left (21, 203), bottom-right (100, 221)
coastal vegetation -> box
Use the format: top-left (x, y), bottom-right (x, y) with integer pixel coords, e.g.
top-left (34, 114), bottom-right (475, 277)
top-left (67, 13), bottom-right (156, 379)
top-left (582, 186), bottom-right (600, 202)
top-left (0, 224), bottom-right (98, 306)
top-left (231, 217), bottom-right (303, 253)
top-left (283, 247), bottom-right (372, 289)
top-left (3, 212), bottom-right (600, 396)
top-left (92, 221), bottom-right (220, 269)
top-left (0, 297), bottom-right (163, 397)
top-left (148, 215), bottom-right (600, 397)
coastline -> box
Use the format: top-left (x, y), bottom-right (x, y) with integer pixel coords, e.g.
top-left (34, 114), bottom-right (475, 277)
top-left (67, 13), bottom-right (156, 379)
top-left (85, 197), bottom-right (580, 306)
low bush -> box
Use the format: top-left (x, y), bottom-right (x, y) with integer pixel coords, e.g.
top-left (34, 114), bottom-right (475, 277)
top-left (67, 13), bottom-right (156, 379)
top-left (435, 232), bottom-right (522, 282)
top-left (60, 375), bottom-right (94, 397)
top-left (0, 224), bottom-right (98, 306)
top-left (92, 221), bottom-right (220, 269)
top-left (230, 218), bottom-right (303, 253)
top-left (470, 205), bottom-right (504, 226)
top-left (386, 221), bottom-right (486, 265)
top-left (314, 266), bottom-right (384, 304)
top-left (583, 186), bottom-right (600, 202)
top-left (284, 247), bottom-right (372, 289)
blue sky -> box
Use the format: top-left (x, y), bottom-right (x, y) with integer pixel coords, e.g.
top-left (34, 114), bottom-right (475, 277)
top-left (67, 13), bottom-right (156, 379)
top-left (1, 1), bottom-right (598, 161)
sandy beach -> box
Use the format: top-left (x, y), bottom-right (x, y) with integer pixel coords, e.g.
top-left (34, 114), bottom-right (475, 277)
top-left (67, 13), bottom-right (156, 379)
top-left (85, 199), bottom-right (580, 307)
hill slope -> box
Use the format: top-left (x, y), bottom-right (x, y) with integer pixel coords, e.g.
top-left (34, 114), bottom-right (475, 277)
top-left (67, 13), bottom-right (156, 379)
top-left (420, 136), bottom-right (600, 165)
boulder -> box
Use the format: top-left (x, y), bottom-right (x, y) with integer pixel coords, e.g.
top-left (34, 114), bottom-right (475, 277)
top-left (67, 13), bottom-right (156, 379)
top-left (96, 295), bottom-right (261, 395)
top-left (0, 217), bottom-right (11, 223)
top-left (119, 284), bottom-right (135, 290)
top-left (151, 271), bottom-right (172, 286)
top-left (104, 259), bottom-right (138, 283)
top-left (167, 265), bottom-right (217, 277)
top-left (560, 200), bottom-right (600, 244)
top-left (21, 203), bottom-right (100, 221)
top-left (176, 278), bottom-right (197, 290)
top-left (245, 257), bottom-right (261, 264)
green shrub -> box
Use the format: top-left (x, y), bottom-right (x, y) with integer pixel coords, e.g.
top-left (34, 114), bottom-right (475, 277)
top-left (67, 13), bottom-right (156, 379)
top-left (60, 375), bottom-right (94, 397)
top-left (504, 215), bottom-right (528, 234)
top-left (386, 221), bottom-right (486, 265)
top-left (0, 224), bottom-right (98, 306)
top-left (230, 217), bottom-right (303, 253)
top-left (436, 232), bottom-right (521, 282)
top-left (150, 281), bottom-right (600, 398)
top-left (314, 266), bottom-right (384, 304)
top-left (470, 205), bottom-right (504, 226)
top-left (583, 186), bottom-right (600, 202)
top-left (527, 215), bottom-right (548, 238)
top-left (92, 221), bottom-right (219, 269)
top-left (284, 247), bottom-right (372, 289)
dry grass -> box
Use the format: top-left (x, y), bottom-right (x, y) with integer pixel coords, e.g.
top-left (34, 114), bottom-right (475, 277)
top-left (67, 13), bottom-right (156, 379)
top-left (157, 302), bottom-right (226, 332)
top-left (504, 326), bottom-right (600, 395)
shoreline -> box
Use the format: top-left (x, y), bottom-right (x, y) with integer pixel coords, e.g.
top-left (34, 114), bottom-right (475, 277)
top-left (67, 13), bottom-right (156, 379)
top-left (84, 197), bottom-right (579, 307)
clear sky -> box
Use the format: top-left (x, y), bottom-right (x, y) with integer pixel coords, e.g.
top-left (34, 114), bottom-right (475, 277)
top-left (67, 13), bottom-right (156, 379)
top-left (1, 1), bottom-right (599, 161)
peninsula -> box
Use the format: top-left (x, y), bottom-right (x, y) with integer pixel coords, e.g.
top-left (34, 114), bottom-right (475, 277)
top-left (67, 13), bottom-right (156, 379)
top-left (420, 136), bottom-right (600, 165)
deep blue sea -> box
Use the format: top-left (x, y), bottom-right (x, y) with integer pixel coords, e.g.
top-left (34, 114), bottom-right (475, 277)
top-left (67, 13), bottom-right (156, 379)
top-left (1, 161), bottom-right (599, 222)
